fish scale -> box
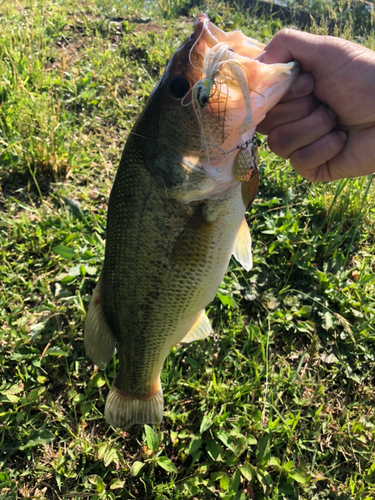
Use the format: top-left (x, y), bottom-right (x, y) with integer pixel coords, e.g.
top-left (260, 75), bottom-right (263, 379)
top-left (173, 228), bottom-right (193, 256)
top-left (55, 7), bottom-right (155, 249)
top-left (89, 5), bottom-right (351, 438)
top-left (84, 14), bottom-right (298, 428)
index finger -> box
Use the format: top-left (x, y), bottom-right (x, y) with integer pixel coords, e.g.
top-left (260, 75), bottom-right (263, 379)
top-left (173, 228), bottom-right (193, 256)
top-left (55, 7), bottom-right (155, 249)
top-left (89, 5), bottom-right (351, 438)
top-left (278, 72), bottom-right (314, 103)
top-left (255, 29), bottom-right (323, 69)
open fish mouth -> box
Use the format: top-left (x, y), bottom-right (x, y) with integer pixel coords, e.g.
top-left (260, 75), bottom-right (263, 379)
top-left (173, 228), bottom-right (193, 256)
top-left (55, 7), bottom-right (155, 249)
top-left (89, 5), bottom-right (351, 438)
top-left (157, 12), bottom-right (299, 201)
top-left (165, 13), bottom-right (299, 168)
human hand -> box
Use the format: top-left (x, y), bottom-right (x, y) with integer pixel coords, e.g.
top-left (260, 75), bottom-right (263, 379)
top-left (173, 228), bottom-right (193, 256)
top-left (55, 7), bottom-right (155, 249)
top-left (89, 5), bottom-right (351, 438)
top-left (256, 30), bottom-right (375, 182)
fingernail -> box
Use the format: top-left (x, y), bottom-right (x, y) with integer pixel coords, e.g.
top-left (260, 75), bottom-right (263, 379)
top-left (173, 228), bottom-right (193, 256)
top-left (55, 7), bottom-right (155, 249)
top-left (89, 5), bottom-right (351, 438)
top-left (290, 73), bottom-right (314, 96)
top-left (327, 107), bottom-right (337, 121)
top-left (337, 130), bottom-right (347, 142)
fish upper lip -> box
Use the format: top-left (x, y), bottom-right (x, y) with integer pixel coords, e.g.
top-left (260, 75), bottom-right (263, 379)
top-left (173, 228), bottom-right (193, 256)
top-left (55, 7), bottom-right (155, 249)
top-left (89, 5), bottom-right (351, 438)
top-left (193, 12), bottom-right (218, 46)
top-left (194, 13), bottom-right (209, 38)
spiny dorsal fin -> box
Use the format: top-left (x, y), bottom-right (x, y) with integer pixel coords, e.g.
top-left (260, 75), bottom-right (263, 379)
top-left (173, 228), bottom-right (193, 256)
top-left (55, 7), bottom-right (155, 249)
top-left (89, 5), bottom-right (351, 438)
top-left (232, 216), bottom-right (253, 271)
top-left (84, 274), bottom-right (116, 369)
top-left (180, 310), bottom-right (212, 343)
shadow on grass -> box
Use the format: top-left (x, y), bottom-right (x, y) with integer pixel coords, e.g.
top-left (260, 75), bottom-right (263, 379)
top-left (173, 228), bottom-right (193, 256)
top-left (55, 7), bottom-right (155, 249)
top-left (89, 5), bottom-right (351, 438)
top-left (0, 167), bottom-right (54, 205)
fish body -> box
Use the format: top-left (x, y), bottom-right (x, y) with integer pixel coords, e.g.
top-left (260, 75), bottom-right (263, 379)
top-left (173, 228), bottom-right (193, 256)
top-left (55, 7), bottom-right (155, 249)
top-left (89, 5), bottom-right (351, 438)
top-left (84, 14), bottom-right (299, 428)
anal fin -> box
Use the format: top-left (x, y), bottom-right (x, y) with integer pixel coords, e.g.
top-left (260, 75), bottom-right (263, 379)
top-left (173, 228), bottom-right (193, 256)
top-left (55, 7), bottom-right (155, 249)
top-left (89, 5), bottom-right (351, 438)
top-left (233, 216), bottom-right (253, 271)
top-left (84, 274), bottom-right (116, 369)
top-left (180, 310), bottom-right (212, 343)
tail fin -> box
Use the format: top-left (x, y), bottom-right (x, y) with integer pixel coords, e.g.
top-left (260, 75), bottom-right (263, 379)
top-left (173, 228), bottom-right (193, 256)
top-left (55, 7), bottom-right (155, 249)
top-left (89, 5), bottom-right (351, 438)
top-left (105, 383), bottom-right (164, 428)
top-left (84, 274), bottom-right (116, 369)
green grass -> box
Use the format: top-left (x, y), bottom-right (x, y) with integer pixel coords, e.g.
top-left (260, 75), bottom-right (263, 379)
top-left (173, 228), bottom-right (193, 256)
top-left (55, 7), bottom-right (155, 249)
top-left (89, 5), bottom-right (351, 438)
top-left (1, 0), bottom-right (375, 499)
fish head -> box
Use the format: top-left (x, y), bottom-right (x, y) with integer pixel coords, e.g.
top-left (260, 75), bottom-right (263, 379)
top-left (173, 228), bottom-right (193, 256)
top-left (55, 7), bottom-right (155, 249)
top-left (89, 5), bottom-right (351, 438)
top-left (133, 14), bottom-right (299, 203)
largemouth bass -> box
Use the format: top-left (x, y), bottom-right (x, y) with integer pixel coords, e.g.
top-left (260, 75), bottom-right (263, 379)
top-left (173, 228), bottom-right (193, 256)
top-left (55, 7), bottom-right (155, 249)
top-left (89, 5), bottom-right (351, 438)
top-left (84, 14), bottom-right (298, 428)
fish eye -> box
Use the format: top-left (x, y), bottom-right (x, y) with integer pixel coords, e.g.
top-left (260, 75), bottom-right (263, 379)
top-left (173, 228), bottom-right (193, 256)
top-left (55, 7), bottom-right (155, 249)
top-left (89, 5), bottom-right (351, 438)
top-left (169, 76), bottom-right (190, 99)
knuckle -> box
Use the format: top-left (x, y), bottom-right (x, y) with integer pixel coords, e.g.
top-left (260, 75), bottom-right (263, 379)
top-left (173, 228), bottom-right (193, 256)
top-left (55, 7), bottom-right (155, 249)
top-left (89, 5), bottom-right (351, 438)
top-left (290, 148), bottom-right (304, 170)
top-left (277, 28), bottom-right (292, 41)
top-left (323, 131), bottom-right (345, 155)
top-left (290, 73), bottom-right (314, 98)
top-left (267, 29), bottom-right (292, 51)
top-left (256, 113), bottom-right (275, 135)
top-left (256, 122), bottom-right (268, 135)
top-left (288, 97), bottom-right (315, 121)
top-left (316, 106), bottom-right (335, 131)
top-left (267, 128), bottom-right (289, 158)
top-left (290, 148), bottom-right (320, 182)
top-left (290, 149), bottom-right (318, 181)
top-left (301, 96), bottom-right (316, 116)
top-left (322, 133), bottom-right (336, 151)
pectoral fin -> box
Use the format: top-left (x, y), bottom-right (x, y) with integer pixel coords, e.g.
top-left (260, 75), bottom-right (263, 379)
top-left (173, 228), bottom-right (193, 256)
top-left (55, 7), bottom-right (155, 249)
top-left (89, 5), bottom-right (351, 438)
top-left (84, 274), bottom-right (116, 369)
top-left (180, 310), bottom-right (212, 343)
top-left (233, 216), bottom-right (253, 271)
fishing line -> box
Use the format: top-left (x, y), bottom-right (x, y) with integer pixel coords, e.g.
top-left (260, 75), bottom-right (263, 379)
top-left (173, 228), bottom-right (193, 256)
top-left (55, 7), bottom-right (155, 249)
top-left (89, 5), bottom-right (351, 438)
top-left (188, 16), bottom-right (209, 70)
top-left (130, 129), bottom-right (254, 157)
top-left (129, 131), bottom-right (159, 143)
top-left (204, 137), bottom-right (256, 155)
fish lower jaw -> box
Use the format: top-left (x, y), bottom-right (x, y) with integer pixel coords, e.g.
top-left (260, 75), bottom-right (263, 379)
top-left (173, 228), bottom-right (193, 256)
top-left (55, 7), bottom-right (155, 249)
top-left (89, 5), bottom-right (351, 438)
top-left (104, 383), bottom-right (164, 429)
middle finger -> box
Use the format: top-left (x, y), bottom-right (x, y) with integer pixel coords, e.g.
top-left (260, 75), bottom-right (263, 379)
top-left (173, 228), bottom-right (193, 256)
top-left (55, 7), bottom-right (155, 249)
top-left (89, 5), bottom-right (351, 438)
top-left (257, 95), bottom-right (317, 135)
top-left (267, 104), bottom-right (338, 159)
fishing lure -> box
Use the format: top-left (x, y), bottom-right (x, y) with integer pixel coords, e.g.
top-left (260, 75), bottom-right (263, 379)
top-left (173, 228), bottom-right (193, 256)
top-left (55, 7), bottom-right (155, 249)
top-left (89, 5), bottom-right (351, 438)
top-left (181, 17), bottom-right (264, 161)
top-left (194, 42), bottom-right (253, 124)
top-left (233, 133), bottom-right (258, 183)
top-left (188, 40), bottom-right (259, 156)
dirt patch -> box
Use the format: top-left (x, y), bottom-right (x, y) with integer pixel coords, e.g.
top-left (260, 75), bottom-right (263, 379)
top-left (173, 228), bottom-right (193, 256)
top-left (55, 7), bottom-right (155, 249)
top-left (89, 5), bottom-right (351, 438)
top-left (47, 16), bottom-right (195, 72)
